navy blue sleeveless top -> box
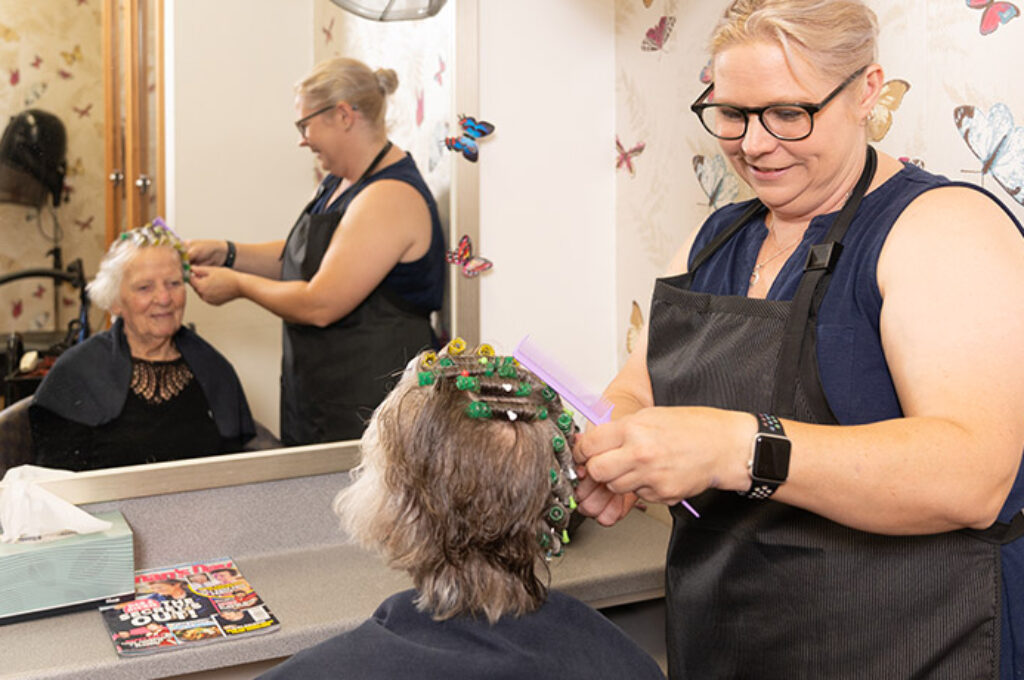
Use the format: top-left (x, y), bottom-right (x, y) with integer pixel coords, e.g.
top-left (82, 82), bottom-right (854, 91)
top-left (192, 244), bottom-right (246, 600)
top-left (687, 161), bottom-right (1024, 677)
top-left (312, 153), bottom-right (445, 312)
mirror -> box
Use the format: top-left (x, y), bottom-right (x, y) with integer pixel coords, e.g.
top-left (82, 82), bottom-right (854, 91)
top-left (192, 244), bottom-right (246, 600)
top-left (0, 1), bottom-right (109, 357)
top-left (2, 0), bottom-right (481, 499)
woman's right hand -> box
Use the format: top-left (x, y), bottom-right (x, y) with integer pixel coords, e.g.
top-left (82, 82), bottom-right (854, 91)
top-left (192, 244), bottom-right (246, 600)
top-left (185, 239), bottom-right (229, 267)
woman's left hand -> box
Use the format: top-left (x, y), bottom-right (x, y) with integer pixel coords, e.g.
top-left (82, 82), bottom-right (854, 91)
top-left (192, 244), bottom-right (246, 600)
top-left (190, 265), bottom-right (242, 305)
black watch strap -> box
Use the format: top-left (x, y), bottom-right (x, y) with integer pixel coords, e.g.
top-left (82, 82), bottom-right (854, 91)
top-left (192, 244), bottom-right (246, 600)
top-left (224, 240), bottom-right (237, 269)
top-left (741, 413), bottom-right (788, 500)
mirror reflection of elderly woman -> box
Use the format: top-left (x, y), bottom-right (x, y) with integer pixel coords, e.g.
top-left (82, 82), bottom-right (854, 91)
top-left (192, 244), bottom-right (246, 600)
top-left (187, 57), bottom-right (445, 447)
top-left (29, 224), bottom-right (255, 471)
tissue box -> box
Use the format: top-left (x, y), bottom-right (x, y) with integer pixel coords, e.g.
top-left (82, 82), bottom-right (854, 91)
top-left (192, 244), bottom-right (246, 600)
top-left (0, 510), bottom-right (135, 623)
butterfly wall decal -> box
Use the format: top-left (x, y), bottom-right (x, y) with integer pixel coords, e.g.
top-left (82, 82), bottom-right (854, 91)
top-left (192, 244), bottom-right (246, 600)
top-left (641, 16), bottom-right (676, 52)
top-left (867, 79), bottom-right (910, 142)
top-left (693, 154), bottom-right (739, 210)
top-left (954, 102), bottom-right (1024, 205)
top-left (699, 58), bottom-right (712, 84)
top-left (616, 136), bottom-right (646, 177)
top-left (445, 115), bottom-right (495, 162)
top-left (415, 89), bottom-right (424, 127)
top-left (626, 300), bottom-right (644, 355)
top-left (898, 156), bottom-right (926, 169)
top-left (446, 234), bottom-right (493, 278)
top-left (61, 44), bottom-right (82, 66)
top-left (966, 0), bottom-right (1019, 35)
top-left (434, 56), bottom-right (445, 85)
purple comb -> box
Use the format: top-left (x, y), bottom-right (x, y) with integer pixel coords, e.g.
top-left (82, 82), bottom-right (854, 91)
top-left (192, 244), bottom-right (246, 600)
top-left (513, 335), bottom-right (699, 518)
top-left (513, 335), bottom-right (613, 425)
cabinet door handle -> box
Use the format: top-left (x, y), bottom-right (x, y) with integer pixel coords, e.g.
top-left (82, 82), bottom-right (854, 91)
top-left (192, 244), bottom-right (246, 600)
top-left (134, 174), bottom-right (152, 194)
top-left (108, 170), bottom-right (124, 185)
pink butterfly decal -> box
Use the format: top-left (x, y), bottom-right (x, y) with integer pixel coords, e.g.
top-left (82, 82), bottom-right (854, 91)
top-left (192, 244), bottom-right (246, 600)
top-left (434, 56), bottom-right (445, 85)
top-left (322, 17), bottom-right (334, 43)
top-left (446, 234), bottom-right (493, 278)
top-left (966, 0), bottom-right (1020, 35)
top-left (416, 89), bottom-right (424, 127)
top-left (641, 16), bottom-right (676, 52)
top-left (75, 216), bottom-right (94, 230)
top-left (12, 300), bottom-right (23, 319)
top-left (31, 55), bottom-right (42, 68)
top-left (32, 285), bottom-right (46, 298)
top-left (898, 156), bottom-right (926, 169)
top-left (73, 103), bottom-right (92, 118)
top-left (9, 68), bottom-right (19, 86)
top-left (616, 136), bottom-right (646, 176)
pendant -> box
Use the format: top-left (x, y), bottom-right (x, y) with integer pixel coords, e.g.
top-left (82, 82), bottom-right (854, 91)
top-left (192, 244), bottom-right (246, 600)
top-left (750, 268), bottom-right (760, 285)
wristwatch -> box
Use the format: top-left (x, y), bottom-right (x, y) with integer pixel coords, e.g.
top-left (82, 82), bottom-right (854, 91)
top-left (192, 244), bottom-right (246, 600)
top-left (741, 413), bottom-right (791, 500)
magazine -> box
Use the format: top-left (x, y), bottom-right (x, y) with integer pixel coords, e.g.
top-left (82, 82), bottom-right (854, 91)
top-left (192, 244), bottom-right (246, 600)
top-left (98, 557), bottom-right (280, 657)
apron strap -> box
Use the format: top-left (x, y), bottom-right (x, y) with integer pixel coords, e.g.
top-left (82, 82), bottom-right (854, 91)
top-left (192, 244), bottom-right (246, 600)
top-left (963, 509), bottom-right (1024, 545)
top-left (689, 200), bottom-right (766, 273)
top-left (771, 146), bottom-right (877, 419)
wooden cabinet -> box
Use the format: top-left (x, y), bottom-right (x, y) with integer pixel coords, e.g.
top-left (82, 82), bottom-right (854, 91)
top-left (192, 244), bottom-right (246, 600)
top-left (102, 0), bottom-right (164, 245)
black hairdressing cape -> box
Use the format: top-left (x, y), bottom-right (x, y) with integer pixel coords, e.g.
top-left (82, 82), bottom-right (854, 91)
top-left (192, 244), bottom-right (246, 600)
top-left (32, 318), bottom-right (255, 442)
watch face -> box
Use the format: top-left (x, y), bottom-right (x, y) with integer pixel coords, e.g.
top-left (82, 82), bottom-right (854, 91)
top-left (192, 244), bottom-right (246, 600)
top-left (751, 434), bottom-right (791, 482)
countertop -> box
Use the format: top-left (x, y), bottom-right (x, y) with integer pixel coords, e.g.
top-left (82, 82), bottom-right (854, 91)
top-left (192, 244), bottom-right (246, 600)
top-left (0, 472), bottom-right (670, 680)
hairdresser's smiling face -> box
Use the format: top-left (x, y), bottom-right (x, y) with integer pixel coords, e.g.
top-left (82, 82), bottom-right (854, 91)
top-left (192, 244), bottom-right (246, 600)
top-left (112, 247), bottom-right (185, 354)
top-left (712, 40), bottom-right (866, 221)
top-left (295, 96), bottom-right (344, 175)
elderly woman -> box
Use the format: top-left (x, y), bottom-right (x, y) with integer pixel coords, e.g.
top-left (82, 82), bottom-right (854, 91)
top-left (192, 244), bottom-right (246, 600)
top-left (187, 57), bottom-right (445, 447)
top-left (258, 341), bottom-right (665, 680)
top-left (574, 1), bottom-right (1024, 678)
top-left (29, 222), bottom-right (255, 471)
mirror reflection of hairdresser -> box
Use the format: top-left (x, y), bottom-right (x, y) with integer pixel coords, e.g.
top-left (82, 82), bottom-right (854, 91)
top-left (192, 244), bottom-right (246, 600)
top-left (187, 57), bottom-right (445, 447)
top-left (28, 225), bottom-right (256, 470)
top-left (573, 1), bottom-right (1024, 678)
top-left (258, 342), bottom-right (666, 680)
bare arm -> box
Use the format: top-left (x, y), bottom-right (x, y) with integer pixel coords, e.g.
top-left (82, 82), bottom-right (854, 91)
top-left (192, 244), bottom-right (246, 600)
top-left (777, 186), bottom-right (1024, 533)
top-left (578, 187), bottom-right (1024, 535)
top-left (190, 179), bottom-right (431, 327)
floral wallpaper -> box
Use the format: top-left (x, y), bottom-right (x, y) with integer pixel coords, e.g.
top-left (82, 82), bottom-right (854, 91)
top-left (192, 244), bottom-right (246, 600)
top-left (0, 0), bottom-right (105, 337)
top-left (311, 0), bottom-right (453, 227)
top-left (614, 0), bottom-right (1024, 363)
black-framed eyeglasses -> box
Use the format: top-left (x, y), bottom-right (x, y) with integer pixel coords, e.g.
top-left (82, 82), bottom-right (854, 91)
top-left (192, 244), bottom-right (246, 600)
top-left (294, 104), bottom-right (336, 138)
top-left (690, 66), bottom-right (867, 141)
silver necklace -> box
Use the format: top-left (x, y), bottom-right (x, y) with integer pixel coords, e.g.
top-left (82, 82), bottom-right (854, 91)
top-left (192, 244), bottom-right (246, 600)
top-left (750, 216), bottom-right (802, 285)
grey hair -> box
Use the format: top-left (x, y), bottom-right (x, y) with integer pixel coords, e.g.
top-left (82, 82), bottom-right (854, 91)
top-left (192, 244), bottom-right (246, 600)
top-left (87, 223), bottom-right (190, 312)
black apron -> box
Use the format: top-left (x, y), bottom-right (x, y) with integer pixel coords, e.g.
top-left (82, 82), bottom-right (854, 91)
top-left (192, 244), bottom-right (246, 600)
top-left (649, 147), bottom-right (1021, 679)
top-left (279, 144), bottom-right (436, 446)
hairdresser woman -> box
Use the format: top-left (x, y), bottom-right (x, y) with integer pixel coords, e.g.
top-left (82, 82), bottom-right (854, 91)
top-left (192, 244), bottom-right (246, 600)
top-left (574, 1), bottom-right (1024, 678)
top-left (188, 58), bottom-right (445, 446)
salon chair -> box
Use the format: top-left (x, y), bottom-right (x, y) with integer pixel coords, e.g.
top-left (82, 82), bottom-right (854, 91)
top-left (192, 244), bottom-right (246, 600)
top-left (0, 396), bottom-right (33, 478)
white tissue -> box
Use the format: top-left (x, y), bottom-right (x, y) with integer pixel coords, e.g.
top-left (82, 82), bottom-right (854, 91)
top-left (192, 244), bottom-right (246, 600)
top-left (0, 465), bottom-right (112, 544)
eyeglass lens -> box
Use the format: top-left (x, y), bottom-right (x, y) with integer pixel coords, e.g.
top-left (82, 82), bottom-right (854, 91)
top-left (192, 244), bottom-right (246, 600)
top-left (698, 105), bottom-right (813, 141)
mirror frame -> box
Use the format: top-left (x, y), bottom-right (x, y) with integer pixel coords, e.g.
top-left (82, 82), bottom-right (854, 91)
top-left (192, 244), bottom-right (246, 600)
top-left (26, 0), bottom-right (481, 505)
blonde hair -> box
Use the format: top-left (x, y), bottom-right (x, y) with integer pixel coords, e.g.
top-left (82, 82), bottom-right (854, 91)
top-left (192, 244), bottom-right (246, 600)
top-left (296, 57), bottom-right (398, 130)
top-left (709, 0), bottom-right (878, 83)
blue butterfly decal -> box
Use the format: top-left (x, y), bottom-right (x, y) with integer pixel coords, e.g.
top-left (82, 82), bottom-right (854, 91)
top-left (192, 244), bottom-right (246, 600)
top-left (445, 115), bottom-right (495, 162)
top-left (954, 102), bottom-right (1024, 206)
